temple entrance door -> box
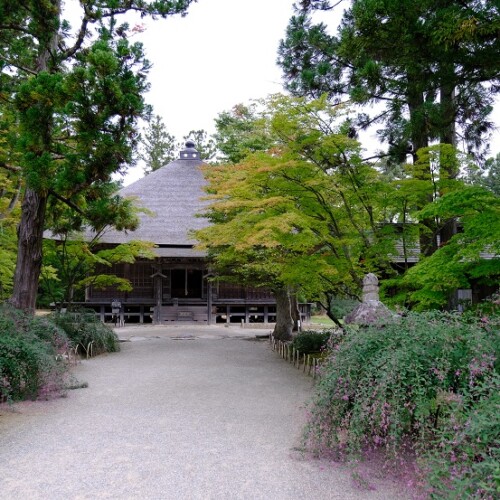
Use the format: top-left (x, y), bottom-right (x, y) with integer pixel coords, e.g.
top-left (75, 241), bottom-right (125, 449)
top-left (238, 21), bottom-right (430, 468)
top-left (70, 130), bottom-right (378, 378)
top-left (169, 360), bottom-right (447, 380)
top-left (171, 269), bottom-right (203, 298)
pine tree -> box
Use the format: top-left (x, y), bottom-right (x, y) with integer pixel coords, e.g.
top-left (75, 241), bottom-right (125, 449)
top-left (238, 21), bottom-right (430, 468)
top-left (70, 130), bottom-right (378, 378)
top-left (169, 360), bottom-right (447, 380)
top-left (139, 115), bottom-right (177, 174)
top-left (0, 0), bottom-right (195, 311)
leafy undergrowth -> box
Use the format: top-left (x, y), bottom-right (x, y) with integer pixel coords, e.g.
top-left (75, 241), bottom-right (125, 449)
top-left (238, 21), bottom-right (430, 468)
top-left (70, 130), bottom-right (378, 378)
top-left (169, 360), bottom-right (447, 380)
top-left (304, 305), bottom-right (499, 498)
top-left (0, 304), bottom-right (69, 401)
top-left (50, 308), bottom-right (120, 357)
top-left (0, 304), bottom-right (119, 402)
top-left (291, 329), bottom-right (334, 354)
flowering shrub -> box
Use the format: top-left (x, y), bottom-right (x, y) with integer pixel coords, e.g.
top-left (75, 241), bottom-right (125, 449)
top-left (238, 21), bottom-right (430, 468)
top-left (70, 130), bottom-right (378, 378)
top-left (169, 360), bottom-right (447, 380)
top-left (304, 310), bottom-right (499, 495)
top-left (425, 374), bottom-right (499, 498)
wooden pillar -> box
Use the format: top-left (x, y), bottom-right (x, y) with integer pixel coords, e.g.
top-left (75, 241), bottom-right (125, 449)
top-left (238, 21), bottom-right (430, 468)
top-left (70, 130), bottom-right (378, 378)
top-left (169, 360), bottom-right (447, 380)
top-left (264, 305), bottom-right (269, 323)
top-left (155, 276), bottom-right (162, 324)
top-left (207, 281), bottom-right (213, 325)
top-left (150, 265), bottom-right (166, 325)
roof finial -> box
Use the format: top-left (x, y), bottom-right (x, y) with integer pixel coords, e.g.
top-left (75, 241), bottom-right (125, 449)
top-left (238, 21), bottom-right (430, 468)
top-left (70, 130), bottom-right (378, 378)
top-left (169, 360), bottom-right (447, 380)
top-left (179, 140), bottom-right (201, 160)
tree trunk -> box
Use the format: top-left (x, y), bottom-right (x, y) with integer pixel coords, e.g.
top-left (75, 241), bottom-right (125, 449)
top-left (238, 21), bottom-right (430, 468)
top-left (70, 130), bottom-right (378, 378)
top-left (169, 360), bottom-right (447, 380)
top-left (273, 287), bottom-right (293, 341)
top-left (439, 82), bottom-right (456, 152)
top-left (290, 293), bottom-right (301, 332)
top-left (439, 72), bottom-right (459, 245)
top-left (8, 188), bottom-right (48, 312)
top-left (407, 78), bottom-right (437, 257)
top-left (322, 293), bottom-right (345, 329)
top-left (8, 2), bottom-right (59, 313)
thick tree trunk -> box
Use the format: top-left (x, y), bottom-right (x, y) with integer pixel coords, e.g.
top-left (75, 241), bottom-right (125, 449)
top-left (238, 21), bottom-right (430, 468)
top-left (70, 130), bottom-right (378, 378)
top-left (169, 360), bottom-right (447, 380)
top-left (408, 79), bottom-right (437, 257)
top-left (273, 287), bottom-right (293, 341)
top-left (9, 188), bottom-right (48, 312)
top-left (440, 83), bottom-right (456, 152)
top-left (439, 74), bottom-right (459, 245)
top-left (8, 3), bottom-right (59, 313)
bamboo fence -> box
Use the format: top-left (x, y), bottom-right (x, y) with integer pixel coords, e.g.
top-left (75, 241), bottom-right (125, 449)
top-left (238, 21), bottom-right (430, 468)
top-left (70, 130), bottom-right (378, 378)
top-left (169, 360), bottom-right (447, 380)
top-left (269, 334), bottom-right (323, 379)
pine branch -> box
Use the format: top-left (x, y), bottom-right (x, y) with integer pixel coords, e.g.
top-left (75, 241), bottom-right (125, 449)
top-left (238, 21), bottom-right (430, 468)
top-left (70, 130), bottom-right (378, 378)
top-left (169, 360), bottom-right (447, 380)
top-left (1, 57), bottom-right (37, 75)
top-left (48, 189), bottom-right (85, 216)
top-left (0, 23), bottom-right (32, 35)
top-left (0, 161), bottom-right (21, 172)
top-left (61, 15), bottom-right (90, 60)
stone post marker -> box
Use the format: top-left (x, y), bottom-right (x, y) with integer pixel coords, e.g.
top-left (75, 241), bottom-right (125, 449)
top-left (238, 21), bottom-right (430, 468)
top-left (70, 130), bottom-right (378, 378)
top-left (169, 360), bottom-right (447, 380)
top-left (344, 273), bottom-right (395, 325)
top-left (362, 273), bottom-right (379, 301)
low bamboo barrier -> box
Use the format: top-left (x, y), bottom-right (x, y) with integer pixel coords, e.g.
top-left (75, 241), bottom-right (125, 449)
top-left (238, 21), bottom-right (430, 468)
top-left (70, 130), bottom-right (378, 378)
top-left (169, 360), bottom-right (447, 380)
top-left (269, 334), bottom-right (323, 379)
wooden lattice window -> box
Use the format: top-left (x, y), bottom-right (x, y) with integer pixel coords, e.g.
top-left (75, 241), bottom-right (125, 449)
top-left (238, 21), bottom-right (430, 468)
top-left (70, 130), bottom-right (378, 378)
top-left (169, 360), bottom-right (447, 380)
top-left (88, 263), bottom-right (127, 299)
top-left (128, 262), bottom-right (154, 299)
top-left (218, 282), bottom-right (246, 299)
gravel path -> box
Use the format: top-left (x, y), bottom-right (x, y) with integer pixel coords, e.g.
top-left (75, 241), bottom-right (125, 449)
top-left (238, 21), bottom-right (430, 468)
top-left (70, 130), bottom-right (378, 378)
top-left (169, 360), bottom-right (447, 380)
top-left (0, 325), bottom-right (408, 499)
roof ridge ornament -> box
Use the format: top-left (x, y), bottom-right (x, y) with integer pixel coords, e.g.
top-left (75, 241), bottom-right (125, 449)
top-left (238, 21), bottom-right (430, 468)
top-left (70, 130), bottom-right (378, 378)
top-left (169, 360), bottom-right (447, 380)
top-left (179, 140), bottom-right (201, 160)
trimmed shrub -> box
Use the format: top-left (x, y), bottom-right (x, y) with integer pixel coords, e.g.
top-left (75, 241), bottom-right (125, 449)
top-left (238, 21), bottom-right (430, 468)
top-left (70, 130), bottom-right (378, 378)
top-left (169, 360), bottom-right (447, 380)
top-left (304, 311), bottom-right (499, 495)
top-left (291, 329), bottom-right (335, 354)
top-left (0, 335), bottom-right (58, 400)
top-left (50, 308), bottom-right (120, 356)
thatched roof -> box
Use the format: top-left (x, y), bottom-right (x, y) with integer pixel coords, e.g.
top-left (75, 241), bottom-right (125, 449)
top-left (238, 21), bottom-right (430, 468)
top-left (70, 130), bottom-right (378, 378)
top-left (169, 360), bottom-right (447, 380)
top-left (93, 142), bottom-right (210, 256)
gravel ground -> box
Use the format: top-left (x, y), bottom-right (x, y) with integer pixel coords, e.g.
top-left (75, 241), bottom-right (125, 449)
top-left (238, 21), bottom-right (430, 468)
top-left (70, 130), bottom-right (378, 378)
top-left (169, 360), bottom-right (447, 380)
top-left (0, 325), bottom-right (409, 499)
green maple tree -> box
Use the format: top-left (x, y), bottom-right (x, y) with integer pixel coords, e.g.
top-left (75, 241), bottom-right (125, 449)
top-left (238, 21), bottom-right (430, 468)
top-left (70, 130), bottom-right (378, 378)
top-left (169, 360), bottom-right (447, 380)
top-left (197, 95), bottom-right (400, 337)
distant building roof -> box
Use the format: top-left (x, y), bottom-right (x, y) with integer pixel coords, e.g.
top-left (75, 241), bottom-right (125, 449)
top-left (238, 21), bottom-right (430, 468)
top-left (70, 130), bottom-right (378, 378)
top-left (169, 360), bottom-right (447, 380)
top-left (92, 142), bottom-right (210, 256)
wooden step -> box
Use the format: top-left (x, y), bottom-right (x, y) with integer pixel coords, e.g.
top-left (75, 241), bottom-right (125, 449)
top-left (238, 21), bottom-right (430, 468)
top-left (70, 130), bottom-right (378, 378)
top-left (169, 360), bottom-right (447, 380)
top-left (158, 305), bottom-right (208, 322)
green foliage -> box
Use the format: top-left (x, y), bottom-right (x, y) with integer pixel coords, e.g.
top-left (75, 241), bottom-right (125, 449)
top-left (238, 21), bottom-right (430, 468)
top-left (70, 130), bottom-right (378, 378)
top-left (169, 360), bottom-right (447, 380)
top-left (425, 376), bottom-right (500, 499)
top-left (0, 336), bottom-right (55, 401)
top-left (279, 0), bottom-right (499, 164)
top-left (401, 186), bottom-right (500, 309)
top-left (0, 302), bottom-right (120, 401)
top-left (0, 304), bottom-right (69, 401)
top-left (305, 310), bottom-right (499, 495)
top-left (0, 149), bottom-right (21, 300)
top-left (50, 309), bottom-right (120, 356)
top-left (1, 0), bottom-right (196, 310)
top-left (291, 330), bottom-right (332, 354)
top-left (214, 102), bottom-right (275, 163)
top-left (329, 299), bottom-right (358, 321)
top-left (197, 95), bottom-right (399, 302)
top-left (477, 154), bottom-right (500, 196)
top-left (0, 214), bottom-right (18, 300)
top-left (467, 293), bottom-right (500, 318)
top-left (139, 114), bottom-right (177, 173)
top-left (39, 238), bottom-right (156, 308)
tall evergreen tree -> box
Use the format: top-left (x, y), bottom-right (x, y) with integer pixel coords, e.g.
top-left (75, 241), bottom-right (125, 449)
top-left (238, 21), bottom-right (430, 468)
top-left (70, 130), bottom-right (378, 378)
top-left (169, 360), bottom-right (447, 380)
top-left (278, 0), bottom-right (499, 164)
top-left (278, 0), bottom-right (499, 255)
top-left (139, 114), bottom-right (177, 174)
top-left (0, 0), bottom-right (195, 311)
